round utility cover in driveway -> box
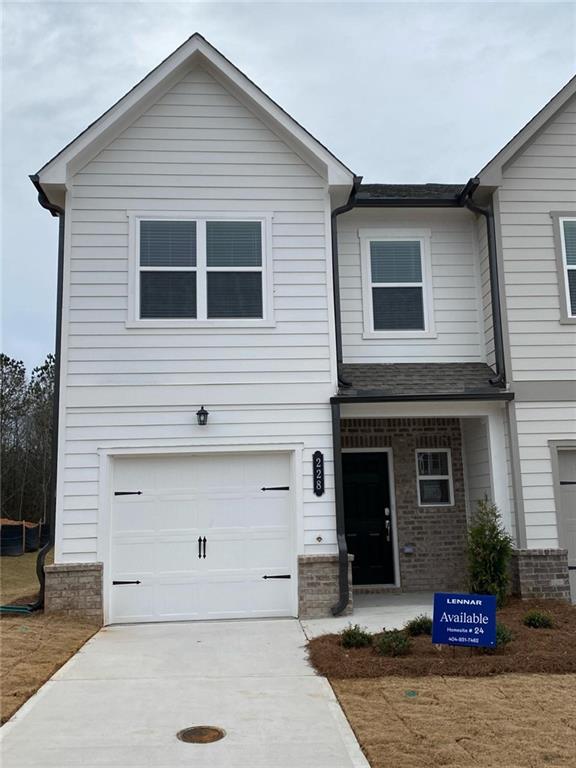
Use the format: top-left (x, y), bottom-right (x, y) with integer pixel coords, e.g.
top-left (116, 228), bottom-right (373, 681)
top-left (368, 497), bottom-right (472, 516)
top-left (177, 726), bottom-right (226, 743)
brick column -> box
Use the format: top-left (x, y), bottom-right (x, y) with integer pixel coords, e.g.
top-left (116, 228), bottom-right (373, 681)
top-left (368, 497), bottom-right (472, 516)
top-left (511, 549), bottom-right (571, 601)
top-left (298, 554), bottom-right (353, 618)
top-left (44, 562), bottom-right (103, 624)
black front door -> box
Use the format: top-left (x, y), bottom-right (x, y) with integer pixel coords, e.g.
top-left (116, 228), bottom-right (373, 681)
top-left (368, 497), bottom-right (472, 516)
top-left (343, 452), bottom-right (395, 585)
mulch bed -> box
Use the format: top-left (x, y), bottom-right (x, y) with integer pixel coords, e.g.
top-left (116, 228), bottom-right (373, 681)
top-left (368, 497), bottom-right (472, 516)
top-left (308, 599), bottom-right (576, 677)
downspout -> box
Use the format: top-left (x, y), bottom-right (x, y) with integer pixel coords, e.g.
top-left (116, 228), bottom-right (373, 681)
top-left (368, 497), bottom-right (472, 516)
top-left (27, 175), bottom-right (65, 611)
top-left (329, 176), bottom-right (361, 615)
top-left (459, 177), bottom-right (506, 387)
top-left (330, 400), bottom-right (349, 615)
top-left (331, 176), bottom-right (362, 386)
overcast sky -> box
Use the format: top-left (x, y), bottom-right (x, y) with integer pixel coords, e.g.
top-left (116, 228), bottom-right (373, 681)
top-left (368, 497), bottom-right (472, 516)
top-left (2, 0), bottom-right (575, 370)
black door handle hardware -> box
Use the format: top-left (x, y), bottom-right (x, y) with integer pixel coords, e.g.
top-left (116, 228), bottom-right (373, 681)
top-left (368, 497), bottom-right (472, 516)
top-left (112, 580), bottom-right (141, 585)
top-left (114, 491), bottom-right (142, 496)
top-left (261, 486), bottom-right (289, 491)
top-left (202, 537), bottom-right (207, 558)
top-left (262, 574), bottom-right (291, 579)
top-left (198, 537), bottom-right (202, 559)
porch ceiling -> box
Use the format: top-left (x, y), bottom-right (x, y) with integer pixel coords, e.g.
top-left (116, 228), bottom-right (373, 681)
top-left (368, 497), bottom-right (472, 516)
top-left (336, 363), bottom-right (513, 402)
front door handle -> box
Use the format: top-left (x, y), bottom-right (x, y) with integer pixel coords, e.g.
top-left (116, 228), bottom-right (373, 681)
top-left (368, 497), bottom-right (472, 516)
top-left (385, 520), bottom-right (391, 542)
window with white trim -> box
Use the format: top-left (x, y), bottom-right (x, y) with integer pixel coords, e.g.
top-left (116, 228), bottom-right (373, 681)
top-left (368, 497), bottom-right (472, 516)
top-left (359, 229), bottom-right (434, 337)
top-left (136, 218), bottom-right (266, 321)
top-left (560, 217), bottom-right (576, 317)
top-left (416, 449), bottom-right (453, 506)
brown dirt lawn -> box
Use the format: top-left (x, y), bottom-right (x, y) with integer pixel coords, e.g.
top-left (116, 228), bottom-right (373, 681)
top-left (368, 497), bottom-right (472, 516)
top-left (333, 674), bottom-right (576, 768)
top-left (1, 553), bottom-right (99, 724)
top-left (309, 599), bottom-right (576, 677)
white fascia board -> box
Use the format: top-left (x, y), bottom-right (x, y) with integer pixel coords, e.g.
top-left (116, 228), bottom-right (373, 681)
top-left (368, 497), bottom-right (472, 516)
top-left (36, 34), bottom-right (354, 189)
top-left (477, 74), bottom-right (576, 187)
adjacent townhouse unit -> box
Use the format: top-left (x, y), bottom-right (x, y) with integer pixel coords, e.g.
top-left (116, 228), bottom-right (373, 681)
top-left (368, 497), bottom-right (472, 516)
top-left (32, 35), bottom-right (575, 625)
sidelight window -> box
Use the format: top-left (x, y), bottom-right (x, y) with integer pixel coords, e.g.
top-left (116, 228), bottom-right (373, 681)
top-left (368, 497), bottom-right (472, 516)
top-left (416, 449), bottom-right (454, 506)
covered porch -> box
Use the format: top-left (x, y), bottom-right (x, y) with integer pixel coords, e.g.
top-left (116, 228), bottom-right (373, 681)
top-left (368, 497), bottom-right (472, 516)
top-left (331, 363), bottom-right (516, 615)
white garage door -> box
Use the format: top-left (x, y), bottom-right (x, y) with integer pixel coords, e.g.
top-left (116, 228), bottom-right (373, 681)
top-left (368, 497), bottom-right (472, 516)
top-left (109, 452), bottom-right (294, 624)
top-left (558, 450), bottom-right (576, 604)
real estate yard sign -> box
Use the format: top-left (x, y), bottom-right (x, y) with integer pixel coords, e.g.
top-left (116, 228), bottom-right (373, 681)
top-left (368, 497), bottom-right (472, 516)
top-left (432, 593), bottom-right (497, 648)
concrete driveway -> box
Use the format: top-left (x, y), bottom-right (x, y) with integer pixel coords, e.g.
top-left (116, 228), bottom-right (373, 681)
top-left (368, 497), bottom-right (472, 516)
top-left (0, 619), bottom-right (368, 768)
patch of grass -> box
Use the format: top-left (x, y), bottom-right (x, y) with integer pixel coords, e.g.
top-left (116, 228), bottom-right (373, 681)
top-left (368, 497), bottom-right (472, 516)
top-left (341, 624), bottom-right (372, 649)
top-left (523, 609), bottom-right (554, 629)
top-left (376, 630), bottom-right (412, 657)
top-left (404, 614), bottom-right (433, 637)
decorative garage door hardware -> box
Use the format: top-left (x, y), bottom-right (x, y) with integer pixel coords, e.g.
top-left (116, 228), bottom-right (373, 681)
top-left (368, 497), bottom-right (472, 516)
top-left (262, 574), bottom-right (291, 579)
top-left (260, 486), bottom-right (290, 491)
top-left (560, 481), bottom-right (576, 485)
top-left (112, 580), bottom-right (141, 585)
top-left (114, 491), bottom-right (142, 496)
top-left (198, 536), bottom-right (207, 559)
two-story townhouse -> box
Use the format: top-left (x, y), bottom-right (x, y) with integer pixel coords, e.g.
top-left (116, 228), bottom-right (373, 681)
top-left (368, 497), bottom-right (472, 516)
top-left (476, 77), bottom-right (576, 600)
top-left (31, 35), bottom-right (573, 625)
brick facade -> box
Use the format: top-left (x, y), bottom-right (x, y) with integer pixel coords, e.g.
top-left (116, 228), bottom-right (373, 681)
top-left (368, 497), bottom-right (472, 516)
top-left (44, 562), bottom-right (104, 623)
top-left (298, 554), bottom-right (353, 618)
top-left (511, 549), bottom-right (571, 601)
top-left (341, 418), bottom-right (468, 592)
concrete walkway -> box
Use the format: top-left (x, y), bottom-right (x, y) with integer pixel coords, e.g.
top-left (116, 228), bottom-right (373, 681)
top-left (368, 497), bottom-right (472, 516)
top-left (302, 592), bottom-right (434, 638)
top-left (0, 619), bottom-right (369, 768)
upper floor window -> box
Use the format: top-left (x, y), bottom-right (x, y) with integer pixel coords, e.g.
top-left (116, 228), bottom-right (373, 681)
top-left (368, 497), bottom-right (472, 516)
top-left (129, 215), bottom-right (271, 326)
top-left (359, 228), bottom-right (434, 338)
top-left (560, 217), bottom-right (576, 319)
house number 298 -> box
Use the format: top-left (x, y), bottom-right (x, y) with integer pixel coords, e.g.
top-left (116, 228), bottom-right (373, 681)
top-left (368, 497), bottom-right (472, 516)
top-left (313, 451), bottom-right (325, 497)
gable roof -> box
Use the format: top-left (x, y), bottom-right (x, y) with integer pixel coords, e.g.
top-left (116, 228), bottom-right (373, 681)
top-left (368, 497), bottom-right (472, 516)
top-left (477, 73), bottom-right (576, 186)
top-left (35, 33), bottom-right (355, 197)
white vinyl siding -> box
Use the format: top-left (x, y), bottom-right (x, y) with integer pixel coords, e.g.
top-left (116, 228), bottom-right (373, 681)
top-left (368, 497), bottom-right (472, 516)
top-left (497, 93), bottom-right (576, 381)
top-left (60, 65), bottom-right (336, 563)
top-left (559, 217), bottom-right (576, 317)
top-left (462, 417), bottom-right (492, 510)
top-left (514, 401), bottom-right (576, 547)
top-left (338, 208), bottom-right (486, 363)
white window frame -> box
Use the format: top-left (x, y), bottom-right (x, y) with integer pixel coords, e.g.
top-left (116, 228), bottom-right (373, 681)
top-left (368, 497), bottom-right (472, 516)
top-left (415, 448), bottom-right (454, 507)
top-left (559, 216), bottom-right (576, 320)
top-left (127, 211), bottom-right (274, 328)
top-left (358, 228), bottom-right (435, 339)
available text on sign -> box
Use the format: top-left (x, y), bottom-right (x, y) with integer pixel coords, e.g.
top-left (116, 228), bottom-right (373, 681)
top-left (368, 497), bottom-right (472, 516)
top-left (432, 592), bottom-right (497, 648)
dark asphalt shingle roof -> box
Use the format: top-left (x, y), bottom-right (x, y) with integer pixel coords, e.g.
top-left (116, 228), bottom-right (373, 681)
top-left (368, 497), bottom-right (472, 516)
top-left (357, 184), bottom-right (465, 202)
top-left (338, 363), bottom-right (506, 399)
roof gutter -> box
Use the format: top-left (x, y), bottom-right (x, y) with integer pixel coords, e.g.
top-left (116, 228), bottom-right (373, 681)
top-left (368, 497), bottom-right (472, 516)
top-left (458, 177), bottom-right (506, 387)
top-left (331, 390), bottom-right (514, 404)
top-left (27, 175), bottom-right (65, 612)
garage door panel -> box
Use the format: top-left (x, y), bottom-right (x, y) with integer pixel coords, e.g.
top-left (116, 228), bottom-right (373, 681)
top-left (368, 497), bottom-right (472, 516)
top-left (113, 500), bottom-right (157, 533)
top-left (110, 452), bottom-right (295, 623)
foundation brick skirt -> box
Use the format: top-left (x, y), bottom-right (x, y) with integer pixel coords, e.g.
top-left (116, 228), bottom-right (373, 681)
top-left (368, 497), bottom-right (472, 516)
top-left (298, 554), bottom-right (353, 618)
top-left (510, 549), bottom-right (571, 601)
top-left (44, 562), bottom-right (104, 624)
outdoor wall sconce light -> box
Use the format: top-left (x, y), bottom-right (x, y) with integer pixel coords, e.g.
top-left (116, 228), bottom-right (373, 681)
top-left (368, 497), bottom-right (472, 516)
top-left (196, 406), bottom-right (209, 426)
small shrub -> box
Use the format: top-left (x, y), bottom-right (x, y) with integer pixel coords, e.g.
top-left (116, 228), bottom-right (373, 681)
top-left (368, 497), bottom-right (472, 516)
top-left (495, 622), bottom-right (513, 648)
top-left (340, 624), bottom-right (372, 649)
top-left (376, 630), bottom-right (412, 657)
top-left (523, 609), bottom-right (554, 629)
top-left (404, 614), bottom-right (433, 637)
top-left (468, 498), bottom-right (513, 607)
top-left (478, 621), bottom-right (513, 654)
